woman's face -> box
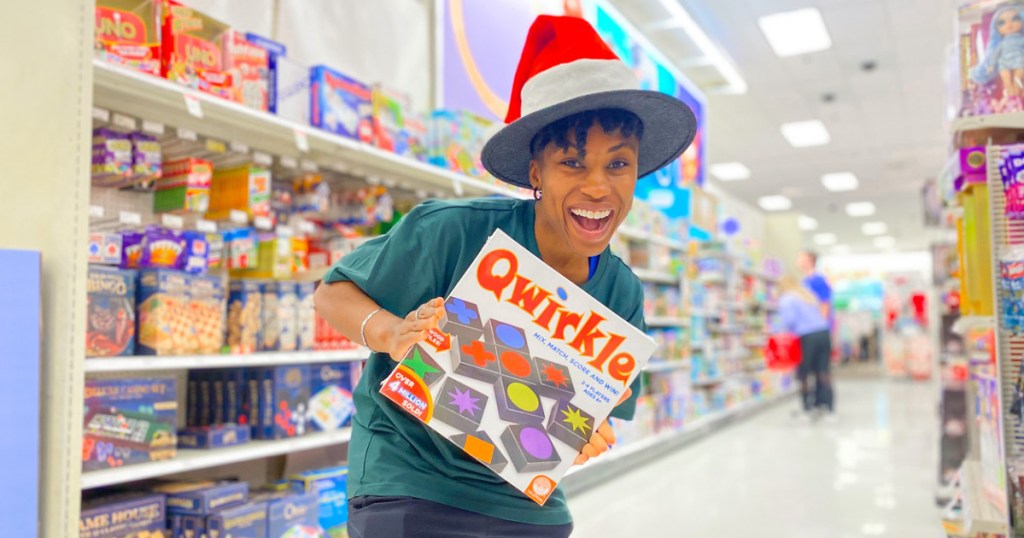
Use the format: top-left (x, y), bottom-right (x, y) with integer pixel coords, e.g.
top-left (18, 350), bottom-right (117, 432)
top-left (530, 121), bottom-right (639, 258)
top-left (997, 9), bottom-right (1023, 36)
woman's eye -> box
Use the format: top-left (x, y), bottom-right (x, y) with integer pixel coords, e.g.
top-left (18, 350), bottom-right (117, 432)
top-left (561, 159), bottom-right (582, 168)
top-left (608, 160), bottom-right (629, 170)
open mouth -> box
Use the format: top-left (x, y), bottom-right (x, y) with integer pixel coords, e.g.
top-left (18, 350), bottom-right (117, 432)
top-left (569, 208), bottom-right (614, 238)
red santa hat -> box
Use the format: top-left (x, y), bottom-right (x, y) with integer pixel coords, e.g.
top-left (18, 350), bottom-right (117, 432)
top-left (482, 15), bottom-right (698, 188)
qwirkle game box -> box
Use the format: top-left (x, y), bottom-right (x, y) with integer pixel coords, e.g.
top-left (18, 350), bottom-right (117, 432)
top-left (380, 230), bottom-right (655, 505)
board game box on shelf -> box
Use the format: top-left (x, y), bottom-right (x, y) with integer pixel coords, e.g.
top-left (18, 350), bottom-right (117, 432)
top-left (380, 230), bottom-right (655, 505)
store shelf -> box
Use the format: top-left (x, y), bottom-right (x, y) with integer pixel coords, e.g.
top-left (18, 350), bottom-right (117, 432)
top-left (616, 226), bottom-right (686, 250)
top-left (960, 460), bottom-right (1009, 535)
top-left (738, 267), bottom-right (779, 283)
top-left (84, 349), bottom-right (368, 373)
top-left (697, 273), bottom-right (727, 285)
top-left (951, 112), bottom-right (1024, 134)
top-left (692, 376), bottom-right (727, 386)
top-left (688, 308), bottom-right (716, 318)
top-left (709, 325), bottom-right (745, 334)
top-left (646, 316), bottom-right (689, 328)
top-left (81, 429), bottom-right (353, 490)
top-left (645, 362), bottom-right (689, 373)
top-left (561, 389), bottom-right (798, 495)
top-left (632, 269), bottom-right (678, 285)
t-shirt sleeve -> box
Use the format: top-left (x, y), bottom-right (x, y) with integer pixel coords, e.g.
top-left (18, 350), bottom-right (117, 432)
top-left (804, 274), bottom-right (832, 303)
top-left (608, 281), bottom-right (645, 421)
top-left (321, 204), bottom-right (446, 322)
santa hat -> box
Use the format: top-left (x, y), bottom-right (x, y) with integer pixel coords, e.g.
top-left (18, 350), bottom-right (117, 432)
top-left (482, 15), bottom-right (698, 188)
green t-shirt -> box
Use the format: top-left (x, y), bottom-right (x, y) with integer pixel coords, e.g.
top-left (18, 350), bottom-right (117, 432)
top-left (323, 197), bottom-right (646, 526)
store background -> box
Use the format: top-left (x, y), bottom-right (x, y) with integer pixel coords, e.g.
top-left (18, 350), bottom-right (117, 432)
top-left (1, 0), bottom-right (1008, 536)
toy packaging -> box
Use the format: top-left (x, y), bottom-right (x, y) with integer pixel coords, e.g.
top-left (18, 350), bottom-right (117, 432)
top-left (163, 481), bottom-right (249, 515)
top-left (208, 165), bottom-right (272, 220)
top-left (129, 132), bottom-right (162, 185)
top-left (429, 110), bottom-right (491, 178)
top-left (188, 273), bottom-right (227, 354)
top-left (92, 128), bottom-right (133, 187)
top-left (308, 363), bottom-right (355, 432)
top-left (139, 226), bottom-right (186, 269)
top-left (244, 33), bottom-right (287, 113)
top-left (225, 31), bottom-right (270, 111)
top-left (82, 378), bottom-right (178, 471)
top-left (225, 228), bottom-right (259, 270)
top-left (1001, 248), bottom-right (1024, 334)
top-left (160, 0), bottom-right (232, 98)
top-left (380, 230), bottom-right (655, 505)
top-left (94, 0), bottom-right (161, 76)
top-left (261, 281), bottom-right (282, 351)
top-left (177, 423), bottom-right (250, 449)
top-left (999, 145), bottom-right (1024, 219)
top-left (79, 493), bottom-right (167, 538)
top-left (120, 230), bottom-right (143, 269)
top-left (277, 281), bottom-right (299, 352)
top-left (405, 112), bottom-right (429, 163)
top-left (227, 279), bottom-right (263, 354)
top-left (181, 230), bottom-right (209, 274)
top-left (136, 268), bottom-right (192, 355)
top-left (88, 232), bottom-right (124, 266)
top-left (958, 1), bottom-right (1024, 116)
top-left (297, 282), bottom-right (316, 351)
top-left (255, 365), bottom-right (309, 439)
top-left (204, 501), bottom-right (268, 538)
top-left (290, 465), bottom-right (349, 538)
top-left (154, 158), bottom-right (213, 214)
top-left (260, 491), bottom-right (321, 538)
top-left (274, 56), bottom-right (312, 125)
top-left (371, 86), bottom-right (411, 155)
top-left (86, 266), bottom-right (137, 357)
top-left (310, 65), bottom-right (374, 142)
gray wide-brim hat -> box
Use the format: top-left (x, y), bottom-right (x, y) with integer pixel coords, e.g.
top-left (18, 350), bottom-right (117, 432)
top-left (480, 16), bottom-right (698, 189)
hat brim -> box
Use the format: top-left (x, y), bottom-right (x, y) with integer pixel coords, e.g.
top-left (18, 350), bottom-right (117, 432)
top-left (481, 90), bottom-right (698, 189)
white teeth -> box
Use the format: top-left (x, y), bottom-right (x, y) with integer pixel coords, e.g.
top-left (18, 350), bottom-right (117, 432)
top-left (571, 209), bottom-right (611, 220)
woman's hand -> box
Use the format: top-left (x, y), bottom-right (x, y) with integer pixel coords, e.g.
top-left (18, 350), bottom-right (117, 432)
top-left (382, 297), bottom-right (445, 360)
top-left (573, 388), bottom-right (632, 466)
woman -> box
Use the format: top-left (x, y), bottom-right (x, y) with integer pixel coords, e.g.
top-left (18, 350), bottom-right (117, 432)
top-left (774, 275), bottom-right (834, 421)
top-left (314, 15), bottom-right (696, 538)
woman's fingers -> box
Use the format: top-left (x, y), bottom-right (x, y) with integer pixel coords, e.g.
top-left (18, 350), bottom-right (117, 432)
top-left (596, 421), bottom-right (616, 446)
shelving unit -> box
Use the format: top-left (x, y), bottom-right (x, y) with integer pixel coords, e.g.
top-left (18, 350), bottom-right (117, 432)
top-left (646, 317), bottom-right (690, 328)
top-left (81, 429), bottom-right (353, 490)
top-left (84, 349), bottom-right (367, 373)
top-left (632, 268), bottom-right (679, 285)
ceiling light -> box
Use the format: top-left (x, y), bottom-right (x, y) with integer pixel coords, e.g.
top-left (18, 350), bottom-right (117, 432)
top-left (873, 236), bottom-right (896, 249)
top-left (758, 8), bottom-right (833, 57)
top-left (821, 172), bottom-right (859, 192)
top-left (758, 195), bottom-right (792, 211)
top-left (831, 244), bottom-right (851, 255)
top-left (861, 222), bottom-right (888, 235)
top-left (710, 162), bottom-right (751, 181)
top-left (780, 120), bottom-right (831, 147)
top-left (813, 233), bottom-right (837, 246)
top-left (655, 0), bottom-right (748, 93)
top-left (845, 202), bottom-right (876, 217)
top-left (798, 215), bottom-right (818, 231)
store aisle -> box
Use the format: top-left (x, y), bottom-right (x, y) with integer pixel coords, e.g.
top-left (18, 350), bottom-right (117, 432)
top-left (568, 379), bottom-right (943, 537)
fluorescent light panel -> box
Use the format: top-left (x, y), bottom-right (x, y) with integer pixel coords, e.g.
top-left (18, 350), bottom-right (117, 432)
top-left (861, 222), bottom-right (888, 235)
top-left (758, 8), bottom-right (833, 57)
top-left (873, 236), bottom-right (896, 248)
top-left (710, 162), bottom-right (751, 181)
top-left (781, 120), bottom-right (831, 147)
top-left (798, 215), bottom-right (818, 231)
top-left (845, 202), bottom-right (876, 217)
top-left (758, 195), bottom-right (792, 211)
top-left (821, 172), bottom-right (859, 192)
top-left (656, 0), bottom-right (748, 93)
top-left (813, 233), bottom-right (837, 246)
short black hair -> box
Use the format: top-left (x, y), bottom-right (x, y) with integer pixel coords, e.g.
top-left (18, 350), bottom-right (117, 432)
top-left (529, 108), bottom-right (644, 160)
top-left (802, 250), bottom-right (819, 266)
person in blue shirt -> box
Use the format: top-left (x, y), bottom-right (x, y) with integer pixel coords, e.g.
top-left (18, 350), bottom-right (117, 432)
top-left (774, 275), bottom-right (834, 420)
top-left (797, 249), bottom-right (833, 323)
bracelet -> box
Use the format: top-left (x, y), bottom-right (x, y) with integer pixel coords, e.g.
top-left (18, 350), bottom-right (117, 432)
top-left (360, 307), bottom-right (385, 351)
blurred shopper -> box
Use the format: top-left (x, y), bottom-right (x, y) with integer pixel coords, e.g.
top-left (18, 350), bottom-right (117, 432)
top-left (796, 249), bottom-right (833, 324)
top-left (775, 276), bottom-right (835, 421)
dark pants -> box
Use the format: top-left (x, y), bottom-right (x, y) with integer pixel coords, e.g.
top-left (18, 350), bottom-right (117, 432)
top-left (348, 496), bottom-right (573, 538)
top-left (798, 330), bottom-right (834, 412)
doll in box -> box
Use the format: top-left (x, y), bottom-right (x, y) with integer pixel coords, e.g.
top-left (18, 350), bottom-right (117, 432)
top-left (971, 4), bottom-right (1024, 109)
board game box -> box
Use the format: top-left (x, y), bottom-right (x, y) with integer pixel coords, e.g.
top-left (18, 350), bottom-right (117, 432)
top-left (380, 230), bottom-right (655, 505)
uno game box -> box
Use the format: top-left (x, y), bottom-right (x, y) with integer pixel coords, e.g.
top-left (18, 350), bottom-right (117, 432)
top-left (380, 230), bottom-right (655, 505)
top-left (308, 363), bottom-right (354, 432)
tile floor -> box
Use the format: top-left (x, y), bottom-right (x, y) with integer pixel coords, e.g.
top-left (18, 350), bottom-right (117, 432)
top-left (568, 378), bottom-right (945, 537)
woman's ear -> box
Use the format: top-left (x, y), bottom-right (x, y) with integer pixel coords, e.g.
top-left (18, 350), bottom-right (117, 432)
top-left (529, 159), bottom-right (542, 191)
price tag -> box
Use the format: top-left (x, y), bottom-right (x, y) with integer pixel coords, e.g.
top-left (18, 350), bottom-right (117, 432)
top-left (300, 160), bottom-right (318, 172)
top-left (452, 178), bottom-right (465, 197)
top-left (280, 156), bottom-right (298, 169)
top-left (254, 216), bottom-right (273, 230)
top-left (230, 210), bottom-right (249, 225)
top-left (205, 139), bottom-right (226, 153)
top-left (161, 214), bottom-right (184, 229)
top-left (230, 141), bottom-right (249, 154)
top-left (415, 190), bottom-right (428, 200)
top-left (141, 120), bottom-right (165, 135)
top-left (92, 107), bottom-right (110, 123)
top-left (253, 152), bottom-right (272, 166)
top-left (183, 93), bottom-right (204, 118)
top-left (277, 225), bottom-right (294, 237)
top-left (177, 128), bottom-right (198, 141)
top-left (196, 219), bottom-right (217, 233)
top-left (119, 211), bottom-right (141, 226)
top-left (112, 113), bottom-right (137, 131)
top-left (293, 128), bottom-right (310, 153)
top-left (89, 205), bottom-right (105, 218)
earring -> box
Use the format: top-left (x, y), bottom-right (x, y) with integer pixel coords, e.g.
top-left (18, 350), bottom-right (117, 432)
top-left (533, 187), bottom-right (542, 200)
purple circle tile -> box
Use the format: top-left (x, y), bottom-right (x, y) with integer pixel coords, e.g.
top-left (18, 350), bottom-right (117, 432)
top-left (519, 426), bottom-right (553, 459)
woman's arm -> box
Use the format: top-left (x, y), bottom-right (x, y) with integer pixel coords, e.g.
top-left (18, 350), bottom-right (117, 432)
top-left (314, 280), bottom-right (444, 361)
